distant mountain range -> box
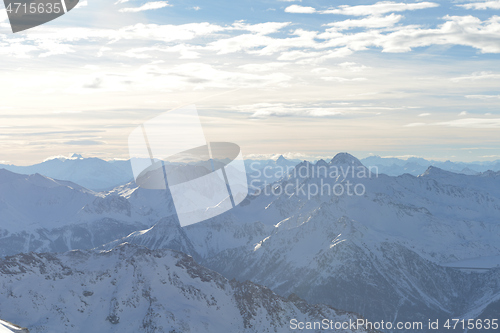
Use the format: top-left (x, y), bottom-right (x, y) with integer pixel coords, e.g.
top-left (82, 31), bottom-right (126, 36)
top-left (360, 155), bottom-right (500, 176)
top-left (1, 152), bottom-right (500, 332)
top-left (0, 154), bottom-right (134, 191)
top-left (1, 153), bottom-right (500, 192)
top-left (0, 154), bottom-right (301, 192)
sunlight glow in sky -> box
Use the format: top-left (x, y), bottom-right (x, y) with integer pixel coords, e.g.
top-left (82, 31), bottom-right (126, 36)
top-left (1, 0), bottom-right (500, 164)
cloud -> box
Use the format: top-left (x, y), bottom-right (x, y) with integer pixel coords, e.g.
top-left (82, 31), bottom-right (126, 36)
top-left (205, 14), bottom-right (500, 60)
top-left (459, 111), bottom-right (468, 116)
top-left (122, 44), bottom-right (200, 59)
top-left (235, 102), bottom-right (396, 118)
top-left (278, 48), bottom-right (354, 64)
top-left (0, 9), bottom-right (7, 22)
top-left (245, 153), bottom-right (315, 160)
top-left (5, 12), bottom-right (500, 63)
top-left (338, 62), bottom-right (369, 72)
top-left (325, 14), bottom-right (403, 30)
top-left (83, 77), bottom-right (103, 89)
top-left (404, 122), bottom-right (426, 127)
top-left (63, 140), bottom-right (106, 145)
top-left (239, 62), bottom-right (290, 72)
top-left (320, 77), bottom-right (368, 82)
top-left (465, 94), bottom-right (500, 99)
top-left (451, 71), bottom-right (500, 81)
top-left (277, 50), bottom-right (324, 61)
top-left (208, 34), bottom-right (275, 54)
top-left (378, 154), bottom-right (423, 159)
top-left (236, 103), bottom-right (344, 118)
top-left (232, 21), bottom-right (291, 35)
top-left (119, 1), bottom-right (171, 12)
top-left (418, 113), bottom-right (431, 117)
top-left (285, 5), bottom-right (316, 13)
top-left (458, 1), bottom-right (500, 10)
top-left (434, 118), bottom-right (500, 128)
top-left (126, 62), bottom-right (293, 90)
top-left (331, 15), bottom-right (500, 53)
top-left (0, 40), bottom-right (38, 58)
top-left (322, 1), bottom-right (439, 16)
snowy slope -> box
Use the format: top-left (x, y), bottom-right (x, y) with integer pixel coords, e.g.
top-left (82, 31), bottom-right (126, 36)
top-left (106, 153), bottom-right (500, 331)
top-left (3, 152), bottom-right (500, 331)
top-left (0, 170), bottom-right (176, 256)
top-left (0, 155), bottom-right (134, 191)
top-left (0, 244), bottom-right (377, 333)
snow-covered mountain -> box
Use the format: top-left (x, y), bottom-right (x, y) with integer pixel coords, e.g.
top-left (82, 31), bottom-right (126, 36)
top-left (4, 152), bottom-right (500, 331)
top-left (0, 153), bottom-right (294, 256)
top-left (0, 244), bottom-right (377, 333)
top-left (105, 153), bottom-right (500, 331)
top-left (245, 155), bottom-right (300, 190)
top-left (361, 155), bottom-right (500, 176)
top-left (0, 169), bottom-right (175, 256)
top-left (0, 154), bottom-right (300, 192)
top-left (0, 155), bottom-right (134, 191)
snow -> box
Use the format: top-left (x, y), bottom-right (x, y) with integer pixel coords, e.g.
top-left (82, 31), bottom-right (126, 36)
top-left (441, 255), bottom-right (500, 269)
top-left (0, 245), bottom-right (373, 333)
top-left (2, 152), bottom-right (500, 331)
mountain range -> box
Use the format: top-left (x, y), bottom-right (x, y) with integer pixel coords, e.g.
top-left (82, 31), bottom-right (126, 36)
top-left (361, 155), bottom-right (500, 176)
top-left (1, 152), bottom-right (500, 332)
top-left (98, 154), bottom-right (500, 332)
top-left (0, 243), bottom-right (377, 333)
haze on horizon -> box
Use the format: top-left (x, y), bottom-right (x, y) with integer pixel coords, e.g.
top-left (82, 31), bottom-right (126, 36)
top-left (1, 0), bottom-right (500, 165)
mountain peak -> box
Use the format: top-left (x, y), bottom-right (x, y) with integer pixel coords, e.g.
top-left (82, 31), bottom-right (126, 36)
top-left (0, 168), bottom-right (25, 182)
top-left (70, 153), bottom-right (84, 159)
top-left (420, 165), bottom-right (452, 177)
top-left (316, 159), bottom-right (328, 166)
top-left (275, 155), bottom-right (287, 163)
top-left (330, 153), bottom-right (364, 167)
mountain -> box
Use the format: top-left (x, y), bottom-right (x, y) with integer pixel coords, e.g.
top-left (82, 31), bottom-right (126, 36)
top-left (0, 155), bottom-right (302, 192)
top-left (4, 152), bottom-right (500, 331)
top-left (330, 152), bottom-right (364, 167)
top-left (361, 155), bottom-right (500, 176)
top-left (244, 155), bottom-right (300, 191)
top-left (0, 244), bottom-right (378, 333)
top-left (459, 167), bottom-right (479, 175)
top-left (2, 153), bottom-right (499, 190)
top-left (105, 154), bottom-right (500, 332)
top-left (0, 169), bottom-right (175, 256)
top-left (0, 154), bottom-right (293, 257)
top-left (0, 156), bottom-right (134, 191)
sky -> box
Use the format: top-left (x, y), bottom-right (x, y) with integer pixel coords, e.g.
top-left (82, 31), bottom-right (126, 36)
top-left (1, 0), bottom-right (500, 165)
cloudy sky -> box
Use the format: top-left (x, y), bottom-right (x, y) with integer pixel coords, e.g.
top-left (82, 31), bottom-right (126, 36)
top-left (1, 0), bottom-right (500, 165)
